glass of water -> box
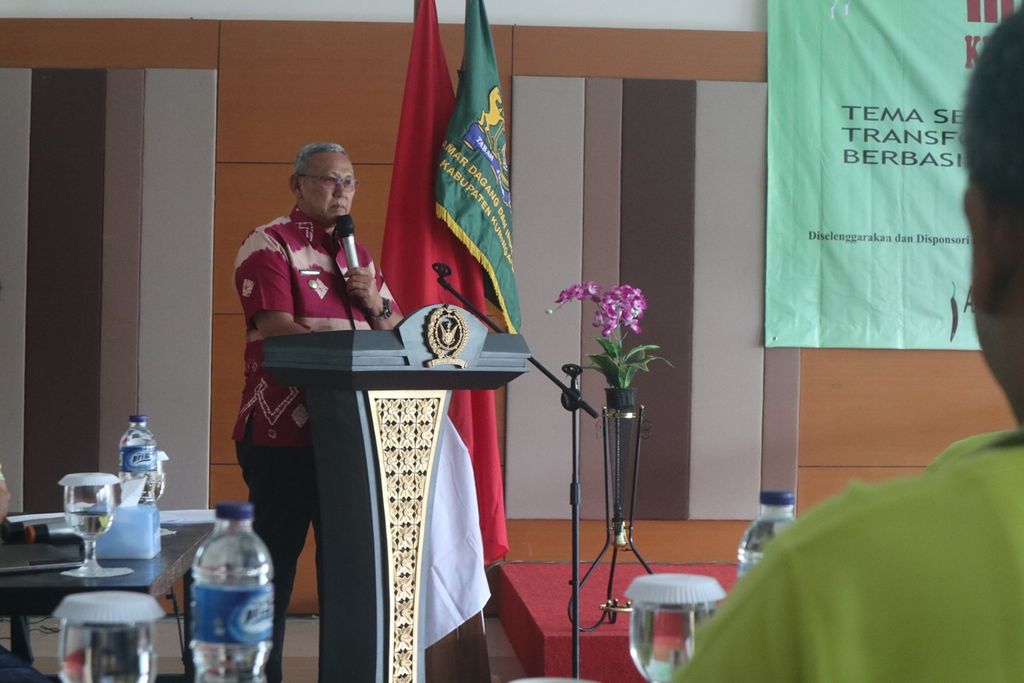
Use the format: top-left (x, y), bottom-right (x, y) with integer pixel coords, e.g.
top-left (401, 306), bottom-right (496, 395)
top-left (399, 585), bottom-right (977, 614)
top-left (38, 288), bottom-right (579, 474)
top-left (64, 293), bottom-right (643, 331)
top-left (59, 473), bottom-right (132, 578)
top-left (55, 591), bottom-right (164, 683)
top-left (626, 574), bottom-right (726, 682)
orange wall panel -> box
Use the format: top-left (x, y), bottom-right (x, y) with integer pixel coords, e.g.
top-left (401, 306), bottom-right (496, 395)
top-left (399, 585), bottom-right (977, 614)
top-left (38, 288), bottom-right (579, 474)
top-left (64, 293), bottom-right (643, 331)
top-left (211, 314), bottom-right (245, 465)
top-left (217, 21), bottom-right (408, 164)
top-left (799, 349), bottom-right (1013, 468)
top-left (209, 463), bottom-right (249, 505)
top-left (511, 27), bottom-right (765, 82)
top-left (216, 22), bottom-right (510, 165)
top-left (797, 465), bottom-right (923, 513)
top-left (0, 19), bottom-right (218, 68)
top-left (213, 163), bottom-right (294, 314)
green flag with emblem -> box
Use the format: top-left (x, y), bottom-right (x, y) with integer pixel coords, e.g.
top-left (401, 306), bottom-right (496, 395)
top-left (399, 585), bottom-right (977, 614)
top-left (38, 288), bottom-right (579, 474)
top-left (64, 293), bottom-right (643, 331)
top-left (435, 0), bottom-right (521, 333)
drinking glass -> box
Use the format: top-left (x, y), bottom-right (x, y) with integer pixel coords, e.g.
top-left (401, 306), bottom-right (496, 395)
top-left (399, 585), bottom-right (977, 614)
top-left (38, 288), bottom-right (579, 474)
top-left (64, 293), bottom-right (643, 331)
top-left (59, 473), bottom-right (133, 578)
top-left (55, 591), bottom-right (163, 683)
top-left (626, 574), bottom-right (725, 682)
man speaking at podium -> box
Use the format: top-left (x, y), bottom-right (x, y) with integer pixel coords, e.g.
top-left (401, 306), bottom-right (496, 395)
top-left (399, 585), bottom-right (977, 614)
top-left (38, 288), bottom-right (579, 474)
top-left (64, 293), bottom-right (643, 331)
top-left (231, 141), bottom-right (401, 683)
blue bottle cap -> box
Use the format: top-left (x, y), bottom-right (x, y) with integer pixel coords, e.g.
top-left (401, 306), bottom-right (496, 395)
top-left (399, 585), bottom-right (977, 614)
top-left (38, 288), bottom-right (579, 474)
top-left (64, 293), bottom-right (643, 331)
top-left (129, 414), bottom-right (148, 423)
top-left (215, 501), bottom-right (254, 520)
top-left (760, 490), bottom-right (795, 506)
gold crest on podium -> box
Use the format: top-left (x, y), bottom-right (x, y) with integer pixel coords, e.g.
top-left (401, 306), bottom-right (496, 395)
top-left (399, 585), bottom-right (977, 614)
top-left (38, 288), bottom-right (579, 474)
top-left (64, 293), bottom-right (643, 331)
top-left (426, 305), bottom-right (469, 368)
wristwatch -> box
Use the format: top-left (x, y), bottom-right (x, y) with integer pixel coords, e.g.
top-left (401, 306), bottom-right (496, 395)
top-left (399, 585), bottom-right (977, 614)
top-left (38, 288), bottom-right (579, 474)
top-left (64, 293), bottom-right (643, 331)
top-left (367, 298), bottom-right (393, 322)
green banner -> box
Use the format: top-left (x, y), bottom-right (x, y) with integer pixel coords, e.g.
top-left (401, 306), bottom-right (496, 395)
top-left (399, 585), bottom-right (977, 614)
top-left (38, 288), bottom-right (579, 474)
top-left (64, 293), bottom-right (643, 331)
top-left (436, 0), bottom-right (521, 333)
top-left (764, 0), bottom-right (1006, 349)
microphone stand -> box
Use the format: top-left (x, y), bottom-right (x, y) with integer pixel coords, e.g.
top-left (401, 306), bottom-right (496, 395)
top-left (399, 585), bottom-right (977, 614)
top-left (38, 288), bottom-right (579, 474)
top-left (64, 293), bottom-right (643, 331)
top-left (432, 263), bottom-right (596, 678)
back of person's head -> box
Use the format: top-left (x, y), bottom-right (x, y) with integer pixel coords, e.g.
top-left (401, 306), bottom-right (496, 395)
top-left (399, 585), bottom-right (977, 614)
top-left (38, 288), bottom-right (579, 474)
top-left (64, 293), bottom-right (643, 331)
top-left (963, 9), bottom-right (1024, 213)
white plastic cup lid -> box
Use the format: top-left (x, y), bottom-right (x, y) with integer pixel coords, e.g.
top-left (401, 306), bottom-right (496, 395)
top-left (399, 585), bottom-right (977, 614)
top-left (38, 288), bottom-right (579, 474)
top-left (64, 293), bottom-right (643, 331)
top-left (54, 591), bottom-right (164, 624)
top-left (625, 573), bottom-right (726, 606)
top-left (58, 472), bottom-right (120, 487)
top-left (157, 450), bottom-right (169, 461)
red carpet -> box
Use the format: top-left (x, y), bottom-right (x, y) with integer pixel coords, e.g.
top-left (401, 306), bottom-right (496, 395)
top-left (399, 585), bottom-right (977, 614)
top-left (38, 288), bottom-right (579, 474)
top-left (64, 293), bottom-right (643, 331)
top-left (496, 562), bottom-right (737, 682)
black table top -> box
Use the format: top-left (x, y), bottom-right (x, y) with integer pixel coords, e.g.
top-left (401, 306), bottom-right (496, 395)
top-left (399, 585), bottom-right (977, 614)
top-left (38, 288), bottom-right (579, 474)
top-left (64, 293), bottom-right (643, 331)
top-left (0, 523), bottom-right (211, 615)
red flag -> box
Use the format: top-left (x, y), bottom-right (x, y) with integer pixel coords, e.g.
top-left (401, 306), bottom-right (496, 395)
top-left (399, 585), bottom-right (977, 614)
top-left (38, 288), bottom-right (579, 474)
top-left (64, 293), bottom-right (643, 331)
top-left (381, 0), bottom-right (509, 563)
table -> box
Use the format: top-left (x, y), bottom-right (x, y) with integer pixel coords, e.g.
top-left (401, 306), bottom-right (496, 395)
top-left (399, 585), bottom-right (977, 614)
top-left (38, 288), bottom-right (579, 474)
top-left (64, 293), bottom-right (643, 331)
top-left (0, 523), bottom-right (211, 679)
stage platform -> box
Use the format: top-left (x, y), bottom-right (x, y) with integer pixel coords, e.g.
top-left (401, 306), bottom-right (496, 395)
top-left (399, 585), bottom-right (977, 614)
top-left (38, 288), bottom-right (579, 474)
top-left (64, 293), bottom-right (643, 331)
top-left (496, 562), bottom-right (737, 682)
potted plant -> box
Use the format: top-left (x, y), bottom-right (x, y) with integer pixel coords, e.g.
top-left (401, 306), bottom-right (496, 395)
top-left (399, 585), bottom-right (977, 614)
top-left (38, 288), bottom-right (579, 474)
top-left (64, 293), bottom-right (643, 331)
top-left (549, 281), bottom-right (670, 410)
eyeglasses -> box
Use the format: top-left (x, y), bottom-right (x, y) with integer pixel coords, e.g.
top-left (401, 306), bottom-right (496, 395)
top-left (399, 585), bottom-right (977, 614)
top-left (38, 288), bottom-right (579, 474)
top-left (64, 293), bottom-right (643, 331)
top-left (298, 174), bottom-right (360, 191)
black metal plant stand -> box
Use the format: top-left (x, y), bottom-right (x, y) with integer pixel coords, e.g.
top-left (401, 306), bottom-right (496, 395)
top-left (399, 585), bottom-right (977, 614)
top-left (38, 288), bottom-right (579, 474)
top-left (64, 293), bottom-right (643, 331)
top-left (568, 393), bottom-right (653, 632)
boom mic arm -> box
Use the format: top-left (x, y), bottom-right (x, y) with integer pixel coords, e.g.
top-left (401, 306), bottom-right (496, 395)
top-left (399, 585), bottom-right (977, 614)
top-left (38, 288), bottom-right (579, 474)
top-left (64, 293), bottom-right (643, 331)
top-left (432, 262), bottom-right (597, 418)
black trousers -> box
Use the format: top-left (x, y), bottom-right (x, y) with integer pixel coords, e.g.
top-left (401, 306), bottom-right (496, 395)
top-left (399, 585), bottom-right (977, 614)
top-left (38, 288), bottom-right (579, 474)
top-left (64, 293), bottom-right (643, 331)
top-left (235, 425), bottom-right (322, 683)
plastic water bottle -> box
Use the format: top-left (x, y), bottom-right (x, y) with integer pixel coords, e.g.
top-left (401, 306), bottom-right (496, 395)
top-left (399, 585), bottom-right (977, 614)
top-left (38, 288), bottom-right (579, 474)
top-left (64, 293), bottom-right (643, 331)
top-left (118, 414), bottom-right (158, 503)
top-left (737, 490), bottom-right (796, 578)
top-left (191, 502), bottom-right (274, 682)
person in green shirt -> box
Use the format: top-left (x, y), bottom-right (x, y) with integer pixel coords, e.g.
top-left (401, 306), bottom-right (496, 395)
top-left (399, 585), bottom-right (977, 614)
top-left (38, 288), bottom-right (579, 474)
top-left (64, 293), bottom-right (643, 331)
top-left (678, 11), bottom-right (1024, 683)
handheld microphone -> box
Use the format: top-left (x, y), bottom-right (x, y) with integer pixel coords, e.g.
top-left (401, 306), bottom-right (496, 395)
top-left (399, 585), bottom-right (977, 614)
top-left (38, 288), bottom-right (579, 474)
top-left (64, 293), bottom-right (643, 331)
top-left (24, 521), bottom-right (81, 545)
top-left (335, 215), bottom-right (360, 269)
top-left (0, 519), bottom-right (82, 545)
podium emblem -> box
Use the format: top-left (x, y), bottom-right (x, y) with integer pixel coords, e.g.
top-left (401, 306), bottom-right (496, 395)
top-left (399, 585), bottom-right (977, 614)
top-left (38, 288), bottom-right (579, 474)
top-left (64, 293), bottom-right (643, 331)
top-left (426, 305), bottom-right (469, 368)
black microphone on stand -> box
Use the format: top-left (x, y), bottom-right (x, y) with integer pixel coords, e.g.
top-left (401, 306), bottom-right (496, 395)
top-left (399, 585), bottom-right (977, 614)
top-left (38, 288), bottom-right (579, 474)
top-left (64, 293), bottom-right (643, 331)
top-left (335, 215), bottom-right (360, 268)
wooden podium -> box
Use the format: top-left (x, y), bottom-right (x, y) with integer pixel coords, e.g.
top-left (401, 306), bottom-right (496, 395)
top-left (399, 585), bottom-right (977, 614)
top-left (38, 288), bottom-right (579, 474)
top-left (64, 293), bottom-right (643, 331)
top-left (263, 305), bottom-right (529, 683)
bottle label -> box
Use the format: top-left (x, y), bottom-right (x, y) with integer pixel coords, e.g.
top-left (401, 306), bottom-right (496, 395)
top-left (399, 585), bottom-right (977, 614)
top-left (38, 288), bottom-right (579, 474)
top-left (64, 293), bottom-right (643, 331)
top-left (119, 445), bottom-right (156, 473)
top-left (192, 584), bottom-right (274, 644)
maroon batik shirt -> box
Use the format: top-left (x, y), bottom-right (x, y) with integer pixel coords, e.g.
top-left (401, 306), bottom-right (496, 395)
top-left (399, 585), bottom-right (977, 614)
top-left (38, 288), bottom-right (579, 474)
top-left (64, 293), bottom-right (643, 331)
top-left (232, 206), bottom-right (396, 447)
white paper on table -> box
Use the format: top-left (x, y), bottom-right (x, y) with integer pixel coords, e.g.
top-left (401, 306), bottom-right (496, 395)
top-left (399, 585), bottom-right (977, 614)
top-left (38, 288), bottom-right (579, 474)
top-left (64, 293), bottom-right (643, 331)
top-left (6, 512), bottom-right (63, 524)
top-left (159, 509), bottom-right (217, 525)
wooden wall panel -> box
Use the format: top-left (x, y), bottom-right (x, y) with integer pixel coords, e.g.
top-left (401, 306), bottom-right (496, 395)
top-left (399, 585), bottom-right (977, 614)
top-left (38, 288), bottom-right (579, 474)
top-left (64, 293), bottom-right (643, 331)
top-left (0, 20), bottom-right (218, 68)
top-left (504, 77), bottom-right (585, 519)
top-left (620, 79), bottom-right (695, 520)
top-left (579, 78), bottom-right (623, 519)
top-left (138, 69), bottom-right (216, 511)
top-left (213, 163), bottom-right (293, 315)
top-left (210, 314), bottom-right (246, 466)
top-left (99, 69), bottom-right (144, 466)
top-left (512, 28), bottom-right (765, 82)
top-left (209, 463), bottom-right (249, 506)
top-left (761, 348), bottom-right (801, 491)
top-left (799, 349), bottom-right (1013, 468)
top-left (216, 21), bottom-right (512, 164)
top-left (25, 69), bottom-right (106, 512)
top-left (689, 81), bottom-right (768, 519)
top-left (797, 465), bottom-right (923, 513)
top-left (0, 69), bottom-right (31, 514)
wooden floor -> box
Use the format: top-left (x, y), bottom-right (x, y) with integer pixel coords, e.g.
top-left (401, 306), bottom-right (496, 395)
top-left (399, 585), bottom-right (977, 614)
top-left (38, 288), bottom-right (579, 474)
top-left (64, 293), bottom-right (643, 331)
top-left (0, 614), bottom-right (527, 682)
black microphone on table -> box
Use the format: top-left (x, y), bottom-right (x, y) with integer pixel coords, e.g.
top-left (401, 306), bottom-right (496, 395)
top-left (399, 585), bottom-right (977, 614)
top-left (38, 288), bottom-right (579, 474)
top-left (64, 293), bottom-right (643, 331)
top-left (1, 519), bottom-right (81, 545)
top-left (335, 215), bottom-right (360, 269)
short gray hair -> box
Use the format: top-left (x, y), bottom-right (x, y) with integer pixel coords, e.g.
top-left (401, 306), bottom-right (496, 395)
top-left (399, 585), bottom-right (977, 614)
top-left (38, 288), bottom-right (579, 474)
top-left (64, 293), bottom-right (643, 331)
top-left (293, 142), bottom-right (348, 175)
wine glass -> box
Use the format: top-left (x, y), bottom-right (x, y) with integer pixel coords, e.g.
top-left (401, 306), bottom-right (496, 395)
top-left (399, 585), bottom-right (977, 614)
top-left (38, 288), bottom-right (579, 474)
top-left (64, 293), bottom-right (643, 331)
top-left (626, 574), bottom-right (726, 682)
top-left (58, 473), bottom-right (133, 578)
top-left (55, 590), bottom-right (163, 683)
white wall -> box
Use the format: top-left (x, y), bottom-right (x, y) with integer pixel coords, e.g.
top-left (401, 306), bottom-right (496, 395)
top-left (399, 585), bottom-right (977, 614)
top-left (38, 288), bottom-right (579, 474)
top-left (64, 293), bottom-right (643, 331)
top-left (1, 0), bottom-right (766, 31)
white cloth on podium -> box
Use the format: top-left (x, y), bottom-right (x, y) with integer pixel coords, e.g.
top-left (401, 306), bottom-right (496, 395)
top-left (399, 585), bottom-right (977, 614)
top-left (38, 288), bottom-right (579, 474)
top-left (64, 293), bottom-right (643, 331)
top-left (421, 416), bottom-right (490, 648)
